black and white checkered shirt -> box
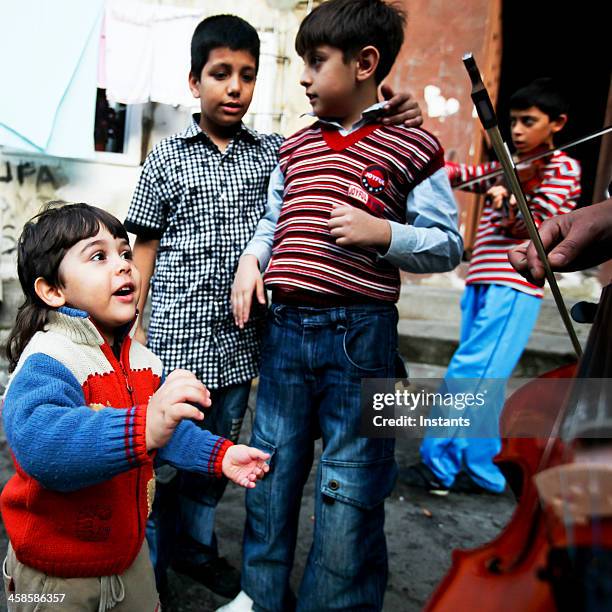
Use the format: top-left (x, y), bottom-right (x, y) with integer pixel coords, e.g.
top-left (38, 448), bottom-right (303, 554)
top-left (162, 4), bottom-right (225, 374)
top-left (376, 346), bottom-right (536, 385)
top-left (125, 115), bottom-right (282, 389)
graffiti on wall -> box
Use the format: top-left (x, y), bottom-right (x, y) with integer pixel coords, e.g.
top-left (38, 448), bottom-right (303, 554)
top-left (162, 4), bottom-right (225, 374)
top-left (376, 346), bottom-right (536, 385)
top-left (0, 161), bottom-right (59, 189)
top-left (0, 156), bottom-right (66, 279)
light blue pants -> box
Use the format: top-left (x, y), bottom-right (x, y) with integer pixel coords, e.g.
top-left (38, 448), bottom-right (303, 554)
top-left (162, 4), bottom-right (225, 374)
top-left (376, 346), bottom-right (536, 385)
top-left (420, 283), bottom-right (541, 492)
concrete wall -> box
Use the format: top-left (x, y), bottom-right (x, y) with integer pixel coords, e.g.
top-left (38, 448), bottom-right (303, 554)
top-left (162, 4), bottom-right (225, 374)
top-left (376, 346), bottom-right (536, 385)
top-left (0, 0), bottom-right (501, 286)
top-left (388, 0), bottom-right (501, 242)
top-left (0, 0), bottom-right (311, 284)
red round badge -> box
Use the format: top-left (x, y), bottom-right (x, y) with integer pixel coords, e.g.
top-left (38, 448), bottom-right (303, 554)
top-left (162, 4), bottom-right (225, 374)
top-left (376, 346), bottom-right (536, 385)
top-left (361, 165), bottom-right (388, 194)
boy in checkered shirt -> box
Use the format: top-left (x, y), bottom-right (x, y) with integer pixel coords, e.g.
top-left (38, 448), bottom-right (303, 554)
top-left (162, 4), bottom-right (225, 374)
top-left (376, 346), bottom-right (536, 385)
top-left (125, 13), bottom-right (422, 602)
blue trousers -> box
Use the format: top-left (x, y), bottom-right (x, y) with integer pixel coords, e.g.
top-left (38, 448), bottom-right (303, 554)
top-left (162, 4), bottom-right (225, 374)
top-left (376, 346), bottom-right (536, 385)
top-left (242, 304), bottom-right (398, 612)
top-left (421, 283), bottom-right (541, 492)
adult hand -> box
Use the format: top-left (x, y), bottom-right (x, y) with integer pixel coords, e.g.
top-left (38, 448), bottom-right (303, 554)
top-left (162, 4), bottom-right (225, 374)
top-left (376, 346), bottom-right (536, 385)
top-left (509, 199), bottom-right (612, 285)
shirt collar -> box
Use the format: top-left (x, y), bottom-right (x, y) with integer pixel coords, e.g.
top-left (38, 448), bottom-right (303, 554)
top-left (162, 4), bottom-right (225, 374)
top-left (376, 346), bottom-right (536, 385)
top-left (177, 114), bottom-right (262, 144)
top-left (303, 101), bottom-right (387, 135)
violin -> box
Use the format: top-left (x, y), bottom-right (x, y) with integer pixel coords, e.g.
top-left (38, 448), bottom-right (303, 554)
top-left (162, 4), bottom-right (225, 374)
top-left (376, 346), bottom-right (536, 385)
top-left (425, 283), bottom-right (612, 611)
top-left (490, 158), bottom-right (547, 239)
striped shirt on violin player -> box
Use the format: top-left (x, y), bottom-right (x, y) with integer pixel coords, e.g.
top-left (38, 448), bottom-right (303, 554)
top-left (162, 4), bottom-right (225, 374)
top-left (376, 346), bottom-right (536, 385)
top-left (446, 150), bottom-right (581, 298)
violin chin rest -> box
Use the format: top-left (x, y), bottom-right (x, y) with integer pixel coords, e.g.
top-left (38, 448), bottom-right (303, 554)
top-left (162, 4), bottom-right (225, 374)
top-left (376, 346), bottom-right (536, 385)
top-left (535, 463), bottom-right (612, 524)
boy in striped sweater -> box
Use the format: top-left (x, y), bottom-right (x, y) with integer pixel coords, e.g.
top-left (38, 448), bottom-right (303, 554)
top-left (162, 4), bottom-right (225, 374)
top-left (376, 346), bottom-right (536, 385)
top-left (403, 78), bottom-right (581, 496)
top-left (224, 1), bottom-right (462, 610)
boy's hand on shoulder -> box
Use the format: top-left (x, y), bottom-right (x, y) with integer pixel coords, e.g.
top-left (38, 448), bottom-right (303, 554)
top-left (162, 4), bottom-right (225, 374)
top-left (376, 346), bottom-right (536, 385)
top-left (232, 255), bottom-right (265, 329)
top-left (146, 369), bottom-right (211, 450)
top-left (379, 84), bottom-right (423, 128)
top-left (329, 203), bottom-right (391, 249)
top-left (222, 444), bottom-right (270, 488)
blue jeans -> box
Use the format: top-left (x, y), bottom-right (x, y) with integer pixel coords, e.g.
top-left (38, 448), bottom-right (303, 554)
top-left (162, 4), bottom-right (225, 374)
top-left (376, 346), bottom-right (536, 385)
top-left (147, 381), bottom-right (251, 581)
top-left (421, 283), bottom-right (541, 492)
top-left (242, 303), bottom-right (398, 612)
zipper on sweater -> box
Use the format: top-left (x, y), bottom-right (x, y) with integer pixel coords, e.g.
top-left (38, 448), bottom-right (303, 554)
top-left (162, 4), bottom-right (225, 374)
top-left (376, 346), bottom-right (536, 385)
top-left (116, 343), bottom-right (144, 565)
top-left (95, 328), bottom-right (145, 563)
top-left (118, 362), bottom-right (134, 402)
top-left (118, 335), bottom-right (135, 402)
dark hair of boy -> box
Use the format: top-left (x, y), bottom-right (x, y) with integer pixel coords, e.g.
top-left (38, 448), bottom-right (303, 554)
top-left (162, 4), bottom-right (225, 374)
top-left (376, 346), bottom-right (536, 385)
top-left (190, 14), bottom-right (261, 78)
top-left (6, 202), bottom-right (129, 371)
top-left (509, 77), bottom-right (570, 121)
top-left (295, 0), bottom-right (405, 84)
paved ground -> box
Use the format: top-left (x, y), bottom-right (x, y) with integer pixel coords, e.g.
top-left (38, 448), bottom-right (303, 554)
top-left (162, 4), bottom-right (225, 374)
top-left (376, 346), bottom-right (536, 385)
top-left (0, 375), bottom-right (515, 612)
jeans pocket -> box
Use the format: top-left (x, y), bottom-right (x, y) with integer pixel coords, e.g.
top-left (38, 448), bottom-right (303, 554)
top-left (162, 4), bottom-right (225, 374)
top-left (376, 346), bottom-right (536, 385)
top-left (259, 306), bottom-right (285, 365)
top-left (316, 458), bottom-right (397, 577)
top-left (341, 312), bottom-right (397, 375)
top-left (245, 433), bottom-right (277, 542)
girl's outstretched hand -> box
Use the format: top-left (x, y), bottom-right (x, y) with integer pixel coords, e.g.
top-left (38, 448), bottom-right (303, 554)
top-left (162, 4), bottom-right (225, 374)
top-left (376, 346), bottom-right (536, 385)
top-left (222, 444), bottom-right (270, 488)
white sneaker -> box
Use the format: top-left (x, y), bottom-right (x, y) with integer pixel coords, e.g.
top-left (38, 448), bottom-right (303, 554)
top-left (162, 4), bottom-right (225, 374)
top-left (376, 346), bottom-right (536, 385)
top-left (216, 590), bottom-right (254, 612)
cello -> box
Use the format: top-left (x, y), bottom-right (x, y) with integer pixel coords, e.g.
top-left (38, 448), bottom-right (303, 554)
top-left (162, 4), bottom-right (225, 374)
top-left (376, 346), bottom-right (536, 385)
top-left (425, 285), bottom-right (612, 611)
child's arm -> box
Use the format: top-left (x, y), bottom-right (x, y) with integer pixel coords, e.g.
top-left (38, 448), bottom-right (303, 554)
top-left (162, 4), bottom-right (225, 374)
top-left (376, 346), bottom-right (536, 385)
top-left (232, 164), bottom-right (284, 328)
top-left (383, 168), bottom-right (463, 273)
top-left (3, 354), bottom-right (154, 491)
top-left (124, 147), bottom-right (168, 343)
top-left (158, 422), bottom-right (269, 488)
top-left (132, 237), bottom-right (159, 343)
top-left (3, 358), bottom-right (204, 492)
top-left (150, 373), bottom-right (269, 486)
top-left (522, 159), bottom-right (581, 225)
top-left (445, 160), bottom-right (500, 193)
top-left (482, 157), bottom-right (581, 237)
top-left (329, 168), bottom-right (463, 274)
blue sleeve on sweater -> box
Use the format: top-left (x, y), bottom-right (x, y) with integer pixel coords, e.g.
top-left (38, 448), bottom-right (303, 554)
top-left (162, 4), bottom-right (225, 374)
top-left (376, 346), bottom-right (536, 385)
top-left (157, 419), bottom-right (225, 475)
top-left (2, 353), bottom-right (148, 492)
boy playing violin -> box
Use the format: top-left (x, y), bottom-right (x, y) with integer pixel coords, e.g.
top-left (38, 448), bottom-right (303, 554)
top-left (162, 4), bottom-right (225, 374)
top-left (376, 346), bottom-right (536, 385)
top-left (403, 77), bottom-right (582, 495)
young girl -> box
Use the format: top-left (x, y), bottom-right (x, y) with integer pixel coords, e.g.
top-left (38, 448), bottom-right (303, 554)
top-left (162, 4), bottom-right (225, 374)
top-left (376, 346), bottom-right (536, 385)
top-left (1, 202), bottom-right (269, 611)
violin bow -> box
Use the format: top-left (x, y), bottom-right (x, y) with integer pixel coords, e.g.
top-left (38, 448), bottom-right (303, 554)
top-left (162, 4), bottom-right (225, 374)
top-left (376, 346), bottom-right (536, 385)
top-left (454, 124), bottom-right (612, 191)
top-left (462, 53), bottom-right (582, 358)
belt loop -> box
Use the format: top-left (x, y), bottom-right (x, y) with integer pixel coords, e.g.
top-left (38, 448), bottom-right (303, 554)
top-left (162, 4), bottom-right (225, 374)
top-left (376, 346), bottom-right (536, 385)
top-left (334, 307), bottom-right (347, 331)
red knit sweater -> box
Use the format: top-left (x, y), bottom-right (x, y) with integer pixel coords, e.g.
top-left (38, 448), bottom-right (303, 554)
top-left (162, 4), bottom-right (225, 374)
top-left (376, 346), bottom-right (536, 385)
top-left (1, 312), bottom-right (230, 577)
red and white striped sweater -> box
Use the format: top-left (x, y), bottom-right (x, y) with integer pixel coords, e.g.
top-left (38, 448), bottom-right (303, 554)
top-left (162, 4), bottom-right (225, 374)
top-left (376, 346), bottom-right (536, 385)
top-left (264, 123), bottom-right (444, 302)
top-left (447, 150), bottom-right (581, 297)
